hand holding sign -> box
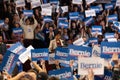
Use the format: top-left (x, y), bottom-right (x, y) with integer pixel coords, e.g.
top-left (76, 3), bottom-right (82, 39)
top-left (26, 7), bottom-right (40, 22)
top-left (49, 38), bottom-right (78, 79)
top-left (87, 69), bottom-right (94, 80)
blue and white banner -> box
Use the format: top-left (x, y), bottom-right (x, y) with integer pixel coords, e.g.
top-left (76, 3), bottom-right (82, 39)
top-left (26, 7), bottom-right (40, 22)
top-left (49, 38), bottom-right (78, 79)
top-left (12, 28), bottom-right (23, 35)
top-left (49, 67), bottom-right (73, 80)
top-left (44, 16), bottom-right (53, 22)
top-left (104, 33), bottom-right (115, 39)
top-left (23, 10), bottom-right (33, 17)
top-left (69, 12), bottom-right (79, 20)
top-left (15, 0), bottom-right (25, 7)
top-left (72, 0), bottom-right (82, 4)
top-left (55, 47), bottom-right (70, 67)
top-left (50, 0), bottom-right (59, 4)
top-left (31, 48), bottom-right (49, 61)
top-left (92, 25), bottom-right (102, 35)
top-left (113, 21), bottom-right (120, 30)
top-left (7, 42), bottom-right (26, 55)
top-left (104, 3), bottom-right (114, 10)
top-left (58, 21), bottom-right (69, 28)
top-left (0, 20), bottom-right (4, 26)
top-left (68, 45), bottom-right (92, 60)
top-left (58, 17), bottom-right (67, 21)
top-left (85, 9), bottom-right (96, 17)
top-left (88, 37), bottom-right (98, 45)
top-left (0, 51), bottom-right (19, 74)
top-left (78, 57), bottom-right (104, 75)
top-left (107, 14), bottom-right (118, 22)
top-left (84, 17), bottom-right (94, 26)
top-left (101, 41), bottom-right (120, 59)
top-left (90, 6), bottom-right (101, 13)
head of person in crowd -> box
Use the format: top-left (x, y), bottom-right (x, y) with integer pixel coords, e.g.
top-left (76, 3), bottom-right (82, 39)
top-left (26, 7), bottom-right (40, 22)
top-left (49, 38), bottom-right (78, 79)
top-left (4, 17), bottom-right (9, 24)
top-left (48, 76), bottom-right (59, 80)
top-left (25, 17), bottom-right (34, 25)
top-left (14, 22), bottom-right (20, 28)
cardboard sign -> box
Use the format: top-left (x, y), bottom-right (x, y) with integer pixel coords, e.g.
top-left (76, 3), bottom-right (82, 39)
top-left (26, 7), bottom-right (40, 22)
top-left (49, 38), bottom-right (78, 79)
top-left (31, 48), bottom-right (49, 61)
top-left (86, 0), bottom-right (96, 4)
top-left (69, 12), bottom-right (79, 20)
top-left (44, 16), bottom-right (53, 22)
top-left (12, 28), bottom-right (23, 35)
top-left (49, 67), bottom-right (73, 80)
top-left (116, 0), bottom-right (120, 6)
top-left (92, 45), bottom-right (101, 57)
top-left (73, 38), bottom-right (85, 46)
top-left (58, 21), bottom-right (69, 28)
top-left (105, 33), bottom-right (115, 39)
top-left (31, 0), bottom-right (41, 9)
top-left (90, 6), bottom-right (101, 13)
top-left (72, 0), bottom-right (82, 4)
top-left (55, 47), bottom-right (70, 67)
top-left (84, 17), bottom-right (94, 26)
top-left (0, 51), bottom-right (19, 74)
top-left (95, 0), bottom-right (111, 3)
top-left (104, 4), bottom-right (114, 10)
top-left (41, 7), bottom-right (52, 16)
top-left (7, 42), bottom-right (26, 55)
top-left (101, 42), bottom-right (120, 58)
top-left (19, 45), bottom-right (34, 63)
top-left (85, 9), bottom-right (96, 17)
top-left (107, 14), bottom-right (118, 22)
top-left (15, 0), bottom-right (25, 7)
top-left (78, 57), bottom-right (104, 75)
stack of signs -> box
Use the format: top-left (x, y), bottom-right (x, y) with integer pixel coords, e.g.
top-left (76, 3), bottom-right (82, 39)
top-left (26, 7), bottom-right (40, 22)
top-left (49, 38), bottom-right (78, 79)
top-left (41, 3), bottom-right (52, 16)
top-left (49, 67), bottom-right (74, 80)
top-left (78, 57), bottom-right (104, 75)
top-left (86, 0), bottom-right (96, 5)
top-left (101, 41), bottom-right (120, 59)
top-left (31, 48), bottom-right (49, 61)
top-left (72, 0), bottom-right (82, 4)
top-left (31, 0), bottom-right (41, 9)
top-left (0, 51), bottom-right (19, 74)
top-left (12, 28), bottom-right (23, 35)
top-left (91, 25), bottom-right (102, 35)
top-left (107, 14), bottom-right (118, 22)
top-left (0, 42), bottom-right (26, 74)
top-left (23, 10), bottom-right (33, 17)
top-left (0, 20), bottom-right (4, 26)
top-left (104, 3), bottom-right (114, 10)
top-left (69, 12), bottom-right (79, 20)
top-left (84, 17), bottom-right (94, 26)
top-left (55, 47), bottom-right (70, 67)
top-left (15, 0), bottom-right (25, 7)
top-left (85, 9), bottom-right (96, 17)
top-left (116, 0), bottom-right (120, 7)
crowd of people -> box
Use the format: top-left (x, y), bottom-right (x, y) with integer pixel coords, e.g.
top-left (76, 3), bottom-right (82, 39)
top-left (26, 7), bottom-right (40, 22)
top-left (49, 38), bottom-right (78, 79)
top-left (0, 0), bottom-right (120, 80)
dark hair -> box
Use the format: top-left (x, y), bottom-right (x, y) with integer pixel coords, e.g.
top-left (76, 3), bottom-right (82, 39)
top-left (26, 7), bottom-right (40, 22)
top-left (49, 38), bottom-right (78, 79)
top-left (37, 72), bottom-right (48, 80)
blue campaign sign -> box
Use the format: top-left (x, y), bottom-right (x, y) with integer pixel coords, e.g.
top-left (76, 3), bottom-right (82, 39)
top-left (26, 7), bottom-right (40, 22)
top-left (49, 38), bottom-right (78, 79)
top-left (69, 12), bottom-right (79, 20)
top-left (7, 42), bottom-right (26, 55)
top-left (55, 47), bottom-right (70, 67)
top-left (48, 67), bottom-right (73, 80)
top-left (104, 3), bottom-right (114, 10)
top-left (23, 10), bottom-right (33, 17)
top-left (31, 48), bottom-right (49, 61)
top-left (101, 41), bottom-right (120, 59)
top-left (44, 16), bottom-right (53, 22)
top-left (68, 45), bottom-right (92, 60)
top-left (90, 6), bottom-right (101, 13)
top-left (58, 21), bottom-right (68, 28)
top-left (104, 33), bottom-right (115, 39)
top-left (0, 20), bottom-right (4, 26)
top-left (79, 13), bottom-right (84, 21)
top-left (12, 28), bottom-right (23, 35)
top-left (88, 37), bottom-right (98, 45)
top-left (84, 17), bottom-right (94, 26)
top-left (0, 51), bottom-right (19, 74)
top-left (92, 25), bottom-right (102, 35)
top-left (108, 14), bottom-right (118, 22)
top-left (50, 0), bottom-right (59, 4)
top-left (58, 17), bottom-right (67, 21)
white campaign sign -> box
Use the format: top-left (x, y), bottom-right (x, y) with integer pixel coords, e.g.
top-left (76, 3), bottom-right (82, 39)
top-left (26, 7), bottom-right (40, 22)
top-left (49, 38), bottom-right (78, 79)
top-left (86, 0), bottom-right (96, 4)
top-left (78, 57), bottom-right (104, 75)
top-left (85, 9), bottom-right (96, 17)
top-left (61, 6), bottom-right (68, 13)
top-left (15, 0), bottom-right (25, 7)
top-left (19, 45), bottom-right (34, 63)
top-left (116, 0), bottom-right (120, 6)
top-left (31, 0), bottom-right (41, 9)
top-left (72, 0), bottom-right (82, 4)
top-left (73, 38), bottom-right (85, 46)
top-left (41, 7), bottom-right (52, 16)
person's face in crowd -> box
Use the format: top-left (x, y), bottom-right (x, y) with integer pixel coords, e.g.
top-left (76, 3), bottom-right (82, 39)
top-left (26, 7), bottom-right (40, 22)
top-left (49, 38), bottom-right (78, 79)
top-left (114, 32), bottom-right (119, 39)
top-left (4, 18), bottom-right (9, 24)
top-left (0, 54), bottom-right (3, 64)
top-left (25, 19), bottom-right (30, 25)
top-left (49, 27), bottom-right (53, 32)
top-left (63, 28), bottom-right (68, 33)
top-left (55, 34), bottom-right (61, 40)
top-left (100, 21), bottom-right (105, 27)
top-left (72, 22), bottom-right (76, 29)
top-left (14, 23), bottom-right (20, 28)
top-left (45, 23), bottom-right (49, 28)
top-left (73, 6), bottom-right (78, 12)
